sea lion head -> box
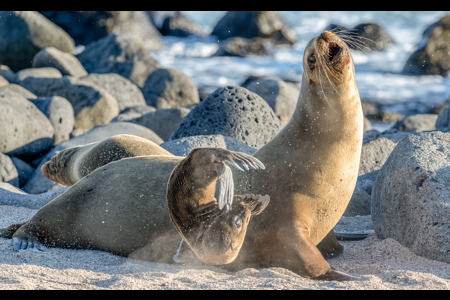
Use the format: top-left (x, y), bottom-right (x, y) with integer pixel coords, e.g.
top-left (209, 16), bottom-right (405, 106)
top-left (41, 146), bottom-right (80, 186)
top-left (303, 30), bottom-right (354, 87)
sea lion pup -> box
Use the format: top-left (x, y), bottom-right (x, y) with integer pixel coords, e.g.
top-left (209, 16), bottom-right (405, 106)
top-left (42, 134), bottom-right (172, 186)
top-left (166, 147), bottom-right (269, 265)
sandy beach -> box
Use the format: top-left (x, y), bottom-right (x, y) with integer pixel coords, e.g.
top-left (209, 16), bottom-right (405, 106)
top-left (1, 204), bottom-right (448, 290)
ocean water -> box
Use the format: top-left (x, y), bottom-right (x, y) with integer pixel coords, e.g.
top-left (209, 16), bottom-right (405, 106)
top-left (152, 11), bottom-right (450, 127)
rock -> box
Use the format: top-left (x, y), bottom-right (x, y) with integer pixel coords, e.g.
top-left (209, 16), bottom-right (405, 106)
top-left (372, 131), bottom-right (450, 264)
top-left (76, 34), bottom-right (162, 88)
top-left (241, 76), bottom-right (299, 125)
top-left (392, 113), bottom-right (438, 132)
top-left (113, 106), bottom-right (190, 141)
top-left (0, 75), bottom-right (8, 87)
top-left (0, 83), bottom-right (37, 99)
top-left (76, 73), bottom-right (146, 111)
top-left (403, 15), bottom-right (450, 76)
top-left (0, 65), bottom-right (16, 83)
top-left (170, 86), bottom-right (283, 148)
top-left (214, 37), bottom-right (273, 57)
top-left (0, 153), bottom-right (19, 187)
top-left (141, 68), bottom-right (199, 109)
top-left (363, 117), bottom-right (372, 132)
top-left (0, 11), bottom-right (74, 71)
top-left (0, 86), bottom-right (55, 161)
top-left (10, 157), bottom-right (35, 188)
top-left (23, 121), bottom-right (164, 194)
top-left (436, 102), bottom-right (450, 131)
top-left (211, 11), bottom-right (298, 46)
top-left (161, 134), bottom-right (257, 157)
top-left (14, 67), bottom-right (62, 83)
top-left (19, 76), bottom-right (119, 136)
top-left (350, 23), bottom-right (395, 51)
top-left (344, 187), bottom-right (371, 217)
top-left (32, 47), bottom-right (88, 77)
top-left (39, 11), bottom-right (163, 52)
top-left (359, 137), bottom-right (397, 176)
top-left (28, 96), bottom-right (75, 145)
top-left (159, 11), bottom-right (205, 37)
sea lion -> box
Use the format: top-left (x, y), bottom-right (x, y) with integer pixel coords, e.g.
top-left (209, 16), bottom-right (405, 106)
top-left (166, 147), bottom-right (269, 265)
top-left (42, 134), bottom-right (172, 186)
top-left (1, 30), bottom-right (363, 281)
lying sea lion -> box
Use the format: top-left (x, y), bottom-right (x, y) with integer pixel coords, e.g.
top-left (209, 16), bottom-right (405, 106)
top-left (1, 30), bottom-right (363, 281)
top-left (166, 147), bottom-right (269, 265)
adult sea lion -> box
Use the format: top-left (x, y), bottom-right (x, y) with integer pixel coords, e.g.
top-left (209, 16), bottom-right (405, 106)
top-left (1, 30), bottom-right (363, 280)
top-left (166, 147), bottom-right (269, 265)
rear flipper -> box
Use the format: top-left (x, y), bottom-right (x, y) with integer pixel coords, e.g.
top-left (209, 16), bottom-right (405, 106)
top-left (234, 194), bottom-right (270, 216)
top-left (0, 223), bottom-right (25, 239)
top-left (0, 223), bottom-right (48, 252)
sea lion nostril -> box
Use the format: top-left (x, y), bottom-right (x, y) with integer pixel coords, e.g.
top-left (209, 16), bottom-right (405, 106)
top-left (328, 42), bottom-right (341, 60)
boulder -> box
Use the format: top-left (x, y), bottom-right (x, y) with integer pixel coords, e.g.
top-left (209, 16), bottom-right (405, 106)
top-left (359, 137), bottom-right (398, 176)
top-left (32, 47), bottom-right (88, 77)
top-left (19, 76), bottom-right (119, 136)
top-left (161, 134), bottom-right (257, 157)
top-left (14, 67), bottom-right (62, 83)
top-left (39, 11), bottom-right (163, 51)
top-left (170, 86), bottom-right (283, 148)
top-left (0, 86), bottom-right (55, 160)
top-left (0, 75), bottom-right (8, 87)
top-left (10, 157), bottom-right (35, 188)
top-left (0, 65), bottom-right (16, 83)
top-left (241, 76), bottom-right (300, 125)
top-left (344, 187), bottom-right (371, 217)
top-left (28, 96), bottom-right (75, 145)
top-left (23, 121), bottom-right (164, 194)
top-left (213, 37), bottom-right (273, 57)
top-left (76, 73), bottom-right (146, 111)
top-left (392, 113), bottom-right (438, 132)
top-left (436, 101), bottom-right (450, 131)
top-left (76, 34), bottom-right (162, 88)
top-left (403, 15), bottom-right (450, 76)
top-left (0, 11), bottom-right (74, 71)
top-left (159, 11), bottom-right (205, 37)
top-left (350, 23), bottom-right (395, 51)
top-left (0, 152), bottom-right (19, 187)
top-left (113, 106), bottom-right (190, 141)
top-left (372, 131), bottom-right (450, 264)
top-left (211, 11), bottom-right (298, 46)
top-left (141, 68), bottom-right (199, 109)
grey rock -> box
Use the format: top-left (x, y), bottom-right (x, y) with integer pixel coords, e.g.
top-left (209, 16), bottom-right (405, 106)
top-left (170, 86), bottom-right (283, 148)
top-left (23, 122), bottom-right (163, 194)
top-left (392, 113), bottom-right (438, 132)
top-left (0, 83), bottom-right (37, 99)
top-left (351, 23), bottom-right (395, 51)
top-left (0, 86), bottom-right (55, 160)
top-left (214, 37), bottom-right (273, 57)
top-left (113, 106), bottom-right (190, 141)
top-left (359, 137), bottom-right (397, 176)
top-left (29, 96), bottom-right (75, 145)
top-left (436, 104), bottom-right (450, 131)
top-left (0, 153), bottom-right (19, 187)
top-left (372, 131), bottom-right (450, 263)
top-left (344, 187), bottom-right (371, 217)
top-left (76, 73), bottom-right (146, 111)
top-left (10, 157), bottom-right (35, 188)
top-left (141, 68), bottom-right (199, 109)
top-left (211, 11), bottom-right (298, 46)
top-left (15, 67), bottom-right (62, 83)
top-left (39, 11), bottom-right (163, 52)
top-left (19, 76), bottom-right (119, 136)
top-left (242, 77), bottom-right (299, 125)
top-left (0, 11), bottom-right (74, 71)
top-left (403, 15), bottom-right (450, 76)
top-left (161, 134), bottom-right (257, 157)
top-left (76, 34), bottom-right (162, 88)
top-left (32, 47), bottom-right (88, 77)
top-left (0, 65), bottom-right (16, 83)
top-left (0, 75), bottom-right (9, 87)
top-left (159, 11), bottom-right (205, 37)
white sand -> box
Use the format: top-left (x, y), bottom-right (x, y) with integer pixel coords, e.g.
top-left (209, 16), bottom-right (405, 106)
top-left (0, 205), bottom-right (449, 290)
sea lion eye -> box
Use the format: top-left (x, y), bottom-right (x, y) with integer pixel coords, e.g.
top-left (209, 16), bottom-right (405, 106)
top-left (308, 53), bottom-right (316, 65)
top-left (234, 217), bottom-right (242, 229)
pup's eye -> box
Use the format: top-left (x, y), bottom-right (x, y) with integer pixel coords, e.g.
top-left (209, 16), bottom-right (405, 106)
top-left (308, 54), bottom-right (316, 65)
top-left (234, 218), bottom-right (242, 229)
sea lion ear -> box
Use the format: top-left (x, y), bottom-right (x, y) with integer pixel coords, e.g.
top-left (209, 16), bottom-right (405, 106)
top-left (217, 165), bottom-right (234, 212)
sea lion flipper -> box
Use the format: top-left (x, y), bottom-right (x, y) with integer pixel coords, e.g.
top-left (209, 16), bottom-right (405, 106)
top-left (217, 164), bottom-right (234, 211)
top-left (235, 194), bottom-right (270, 216)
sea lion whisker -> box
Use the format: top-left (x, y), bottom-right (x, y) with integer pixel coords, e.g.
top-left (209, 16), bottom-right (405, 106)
top-left (316, 62), bottom-right (336, 113)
